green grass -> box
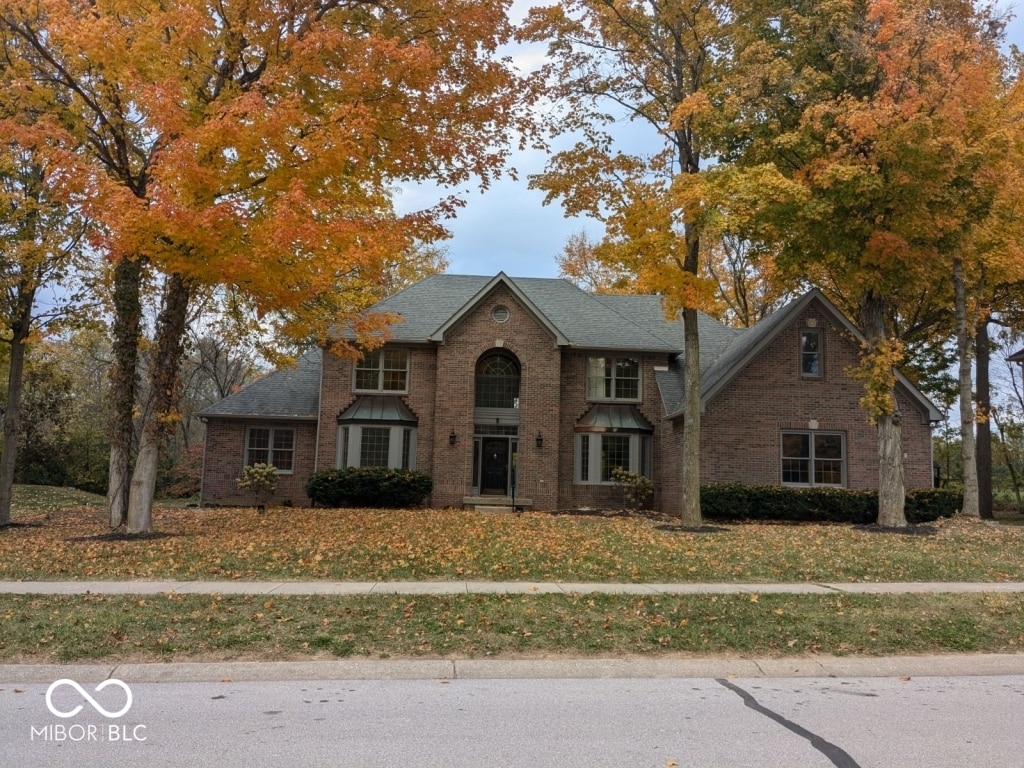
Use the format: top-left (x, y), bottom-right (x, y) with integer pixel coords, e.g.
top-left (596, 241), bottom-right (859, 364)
top-left (8, 484), bottom-right (105, 513)
top-left (994, 504), bottom-right (1024, 526)
top-left (1, 592), bottom-right (1021, 663)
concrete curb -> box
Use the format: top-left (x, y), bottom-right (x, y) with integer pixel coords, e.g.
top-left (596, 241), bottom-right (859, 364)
top-left (2, 654), bottom-right (1023, 684)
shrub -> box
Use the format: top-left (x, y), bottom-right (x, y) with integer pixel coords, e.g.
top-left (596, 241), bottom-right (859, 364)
top-left (305, 467), bottom-right (433, 508)
top-left (611, 467), bottom-right (653, 511)
top-left (237, 463), bottom-right (278, 509)
top-left (158, 444), bottom-right (204, 498)
top-left (700, 483), bottom-right (961, 524)
top-left (905, 488), bottom-right (964, 523)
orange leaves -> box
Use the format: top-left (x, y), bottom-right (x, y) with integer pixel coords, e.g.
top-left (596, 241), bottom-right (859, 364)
top-left (0, 0), bottom-right (533, 350)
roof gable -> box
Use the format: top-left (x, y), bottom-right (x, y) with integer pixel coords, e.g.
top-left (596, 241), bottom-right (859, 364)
top-left (427, 272), bottom-right (567, 345)
top-left (659, 289), bottom-right (942, 422)
top-left (363, 273), bottom-right (683, 352)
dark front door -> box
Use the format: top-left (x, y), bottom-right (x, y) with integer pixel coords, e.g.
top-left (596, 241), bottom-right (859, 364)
top-left (481, 439), bottom-right (509, 495)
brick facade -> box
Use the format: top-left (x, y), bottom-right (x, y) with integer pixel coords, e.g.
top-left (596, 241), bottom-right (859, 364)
top-left (200, 281), bottom-right (938, 512)
top-left (200, 419), bottom-right (318, 506)
top-left (700, 304), bottom-right (933, 485)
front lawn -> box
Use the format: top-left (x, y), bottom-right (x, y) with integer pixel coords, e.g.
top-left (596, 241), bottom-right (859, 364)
top-left (1, 504), bottom-right (1022, 583)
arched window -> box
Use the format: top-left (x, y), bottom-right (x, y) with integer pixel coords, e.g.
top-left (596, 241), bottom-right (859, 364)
top-left (475, 351), bottom-right (520, 409)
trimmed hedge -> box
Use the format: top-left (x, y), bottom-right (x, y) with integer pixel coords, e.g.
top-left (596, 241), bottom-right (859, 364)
top-left (700, 483), bottom-right (962, 524)
top-left (305, 467), bottom-right (433, 509)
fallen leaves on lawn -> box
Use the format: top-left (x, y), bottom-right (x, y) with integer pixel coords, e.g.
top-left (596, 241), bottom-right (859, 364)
top-left (0, 506), bottom-right (1021, 584)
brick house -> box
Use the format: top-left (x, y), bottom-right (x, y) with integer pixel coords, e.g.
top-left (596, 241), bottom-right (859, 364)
top-left (199, 273), bottom-right (941, 509)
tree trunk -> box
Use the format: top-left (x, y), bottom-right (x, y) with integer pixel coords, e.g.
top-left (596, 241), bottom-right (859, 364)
top-left (126, 273), bottom-right (192, 534)
top-left (679, 223), bottom-right (702, 527)
top-left (107, 257), bottom-right (145, 528)
top-left (680, 305), bottom-right (702, 526)
top-left (859, 291), bottom-right (907, 527)
top-left (876, 410), bottom-right (906, 527)
top-left (0, 283), bottom-right (36, 527)
top-left (975, 313), bottom-right (993, 519)
top-left (953, 257), bottom-right (979, 517)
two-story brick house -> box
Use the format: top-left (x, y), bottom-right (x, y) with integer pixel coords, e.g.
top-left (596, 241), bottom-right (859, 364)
top-left (199, 272), bottom-right (941, 509)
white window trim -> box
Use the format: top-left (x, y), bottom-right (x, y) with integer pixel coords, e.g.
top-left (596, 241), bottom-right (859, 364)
top-left (244, 426), bottom-right (296, 474)
top-left (336, 425), bottom-right (417, 470)
top-left (354, 348), bottom-right (410, 394)
top-left (586, 356), bottom-right (642, 402)
top-left (575, 433), bottom-right (651, 484)
top-left (780, 430), bottom-right (845, 487)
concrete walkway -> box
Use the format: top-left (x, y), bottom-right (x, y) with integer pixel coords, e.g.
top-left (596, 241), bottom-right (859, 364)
top-left (2, 579), bottom-right (1024, 595)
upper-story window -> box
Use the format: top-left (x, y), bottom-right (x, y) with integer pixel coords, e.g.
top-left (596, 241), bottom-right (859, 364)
top-left (355, 349), bottom-right (408, 392)
top-left (587, 356), bottom-right (640, 401)
top-left (475, 351), bottom-right (520, 408)
top-left (800, 330), bottom-right (822, 377)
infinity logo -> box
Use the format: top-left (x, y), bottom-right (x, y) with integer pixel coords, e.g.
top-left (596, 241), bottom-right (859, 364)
top-left (45, 679), bottom-right (133, 719)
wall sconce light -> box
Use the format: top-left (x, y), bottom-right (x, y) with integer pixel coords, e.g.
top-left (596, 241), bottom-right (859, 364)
top-left (449, 430), bottom-right (457, 446)
top-left (535, 432), bottom-right (543, 449)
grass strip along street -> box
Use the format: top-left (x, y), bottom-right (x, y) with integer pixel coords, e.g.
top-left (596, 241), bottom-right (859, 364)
top-left (2, 592), bottom-right (1023, 663)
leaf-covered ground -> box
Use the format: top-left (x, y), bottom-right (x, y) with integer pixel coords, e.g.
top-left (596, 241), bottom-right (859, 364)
top-left (2, 506), bottom-right (1022, 583)
top-left (2, 592), bottom-right (1022, 663)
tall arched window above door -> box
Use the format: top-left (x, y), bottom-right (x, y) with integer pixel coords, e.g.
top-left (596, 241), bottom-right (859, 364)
top-left (475, 351), bottom-right (521, 409)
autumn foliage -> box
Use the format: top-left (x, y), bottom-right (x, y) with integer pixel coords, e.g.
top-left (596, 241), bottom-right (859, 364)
top-left (0, 0), bottom-right (535, 532)
top-left (1, 505), bottom-right (1021, 583)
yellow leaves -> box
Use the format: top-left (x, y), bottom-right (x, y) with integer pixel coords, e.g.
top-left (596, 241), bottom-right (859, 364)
top-left (848, 337), bottom-right (904, 421)
top-left (669, 91), bottom-right (712, 130)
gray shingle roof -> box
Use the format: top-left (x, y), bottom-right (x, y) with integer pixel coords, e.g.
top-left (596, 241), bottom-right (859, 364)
top-left (208, 277), bottom-right (938, 426)
top-left (364, 273), bottom-right (684, 352)
top-left (199, 349), bottom-right (322, 420)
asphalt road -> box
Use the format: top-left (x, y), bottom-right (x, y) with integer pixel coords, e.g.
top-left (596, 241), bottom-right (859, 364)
top-left (3, 674), bottom-right (1023, 767)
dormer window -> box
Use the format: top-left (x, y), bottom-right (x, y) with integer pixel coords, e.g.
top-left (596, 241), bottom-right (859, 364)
top-left (355, 349), bottom-right (408, 393)
top-left (800, 330), bottom-right (821, 377)
top-left (587, 357), bottom-right (640, 401)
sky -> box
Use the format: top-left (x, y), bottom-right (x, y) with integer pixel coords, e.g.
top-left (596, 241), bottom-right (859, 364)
top-left (405, 3), bottom-right (1024, 281)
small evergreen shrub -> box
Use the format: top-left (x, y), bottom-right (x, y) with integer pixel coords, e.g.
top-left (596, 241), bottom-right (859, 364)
top-left (305, 467), bottom-right (433, 508)
top-left (700, 483), bottom-right (961, 524)
top-left (905, 488), bottom-right (964, 523)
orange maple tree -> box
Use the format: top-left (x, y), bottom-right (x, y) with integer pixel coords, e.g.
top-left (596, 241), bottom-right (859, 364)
top-left (0, 0), bottom-right (534, 532)
top-left (727, 0), bottom-right (1024, 525)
